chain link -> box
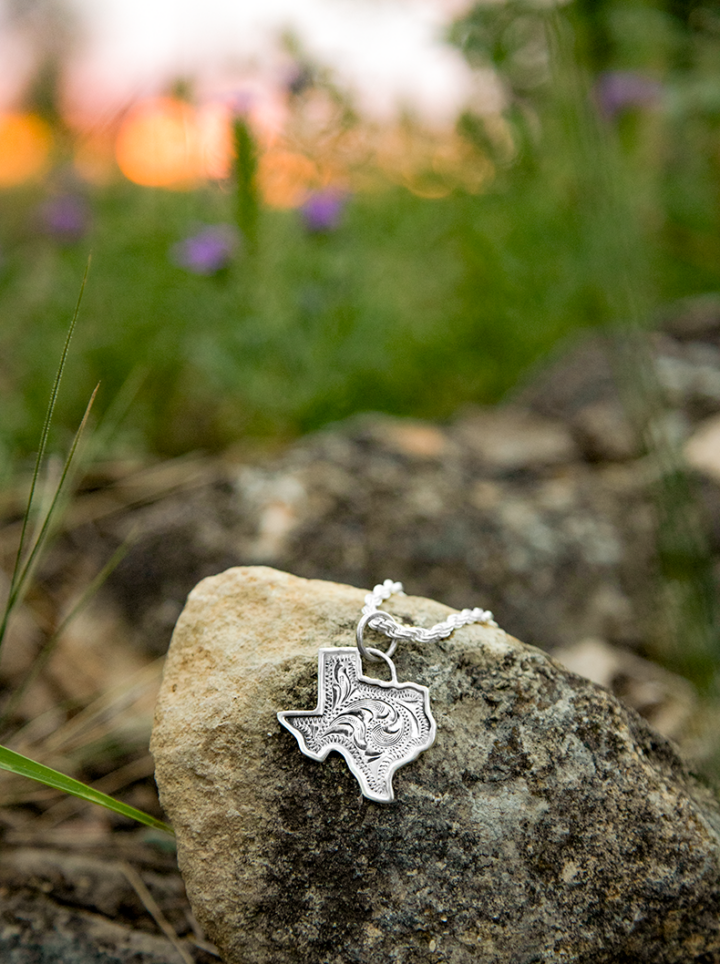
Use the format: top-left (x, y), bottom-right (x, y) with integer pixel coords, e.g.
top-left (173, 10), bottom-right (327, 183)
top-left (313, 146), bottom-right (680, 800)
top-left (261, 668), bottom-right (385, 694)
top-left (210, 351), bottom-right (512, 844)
top-left (360, 579), bottom-right (497, 647)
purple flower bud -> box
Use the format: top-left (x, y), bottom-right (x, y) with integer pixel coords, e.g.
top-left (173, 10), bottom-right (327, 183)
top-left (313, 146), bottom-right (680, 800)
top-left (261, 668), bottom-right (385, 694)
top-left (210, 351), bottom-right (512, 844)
top-left (39, 195), bottom-right (90, 244)
top-left (300, 190), bottom-right (346, 234)
top-left (171, 224), bottom-right (239, 275)
top-left (594, 71), bottom-right (662, 120)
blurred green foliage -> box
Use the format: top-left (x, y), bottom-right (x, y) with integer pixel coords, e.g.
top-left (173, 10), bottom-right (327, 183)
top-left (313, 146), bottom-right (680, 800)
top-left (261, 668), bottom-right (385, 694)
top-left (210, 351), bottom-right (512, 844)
top-left (1, 0), bottom-right (719, 470)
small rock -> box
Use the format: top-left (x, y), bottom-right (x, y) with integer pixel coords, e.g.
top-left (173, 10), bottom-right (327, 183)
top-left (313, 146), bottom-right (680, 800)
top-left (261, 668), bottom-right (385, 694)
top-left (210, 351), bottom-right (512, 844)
top-left (570, 400), bottom-right (640, 462)
top-left (368, 418), bottom-right (450, 460)
top-left (661, 293), bottom-right (720, 343)
top-left (685, 413), bottom-right (720, 487)
top-left (152, 567), bottom-right (720, 964)
top-left (655, 346), bottom-right (720, 417)
top-left (513, 335), bottom-right (618, 421)
top-left (453, 406), bottom-right (579, 472)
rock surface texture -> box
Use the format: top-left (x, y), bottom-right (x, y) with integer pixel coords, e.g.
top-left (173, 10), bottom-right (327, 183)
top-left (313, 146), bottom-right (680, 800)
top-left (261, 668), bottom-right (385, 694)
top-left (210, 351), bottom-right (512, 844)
top-left (152, 567), bottom-right (720, 964)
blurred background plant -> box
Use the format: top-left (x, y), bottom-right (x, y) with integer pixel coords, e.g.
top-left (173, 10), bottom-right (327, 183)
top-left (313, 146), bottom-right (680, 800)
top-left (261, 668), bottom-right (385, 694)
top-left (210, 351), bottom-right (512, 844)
top-left (0, 0), bottom-right (716, 467)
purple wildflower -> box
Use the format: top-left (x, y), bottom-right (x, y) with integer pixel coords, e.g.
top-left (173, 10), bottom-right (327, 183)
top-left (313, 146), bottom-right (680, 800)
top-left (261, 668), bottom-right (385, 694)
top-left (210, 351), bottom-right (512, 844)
top-left (594, 71), bottom-right (662, 120)
top-left (171, 224), bottom-right (239, 275)
top-left (39, 195), bottom-right (90, 244)
top-left (300, 190), bottom-right (346, 234)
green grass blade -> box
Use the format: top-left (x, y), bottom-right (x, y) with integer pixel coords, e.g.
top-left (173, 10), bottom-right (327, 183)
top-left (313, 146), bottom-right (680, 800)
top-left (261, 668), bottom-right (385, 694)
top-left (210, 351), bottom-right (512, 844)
top-left (0, 384), bottom-right (99, 642)
top-left (0, 744), bottom-right (173, 834)
top-left (7, 262), bottom-right (89, 600)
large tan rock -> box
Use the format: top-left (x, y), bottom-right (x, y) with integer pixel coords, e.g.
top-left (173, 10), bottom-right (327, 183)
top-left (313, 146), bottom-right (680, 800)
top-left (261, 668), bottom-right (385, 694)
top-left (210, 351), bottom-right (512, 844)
top-left (151, 566), bottom-right (720, 964)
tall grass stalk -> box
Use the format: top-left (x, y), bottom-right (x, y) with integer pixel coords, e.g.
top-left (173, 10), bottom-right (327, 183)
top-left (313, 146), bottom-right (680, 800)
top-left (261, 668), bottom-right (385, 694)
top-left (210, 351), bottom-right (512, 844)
top-left (233, 115), bottom-right (259, 249)
top-left (0, 265), bottom-right (89, 651)
top-left (0, 385), bottom-right (98, 637)
top-left (0, 270), bottom-right (173, 833)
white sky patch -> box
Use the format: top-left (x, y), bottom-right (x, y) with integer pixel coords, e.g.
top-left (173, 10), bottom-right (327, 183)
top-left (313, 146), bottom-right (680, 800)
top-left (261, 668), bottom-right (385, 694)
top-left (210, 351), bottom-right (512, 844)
top-left (54, 0), bottom-right (482, 124)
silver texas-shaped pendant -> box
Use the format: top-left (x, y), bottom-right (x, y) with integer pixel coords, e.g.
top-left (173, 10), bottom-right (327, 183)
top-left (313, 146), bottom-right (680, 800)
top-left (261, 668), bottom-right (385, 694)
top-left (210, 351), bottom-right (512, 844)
top-left (278, 647), bottom-right (436, 803)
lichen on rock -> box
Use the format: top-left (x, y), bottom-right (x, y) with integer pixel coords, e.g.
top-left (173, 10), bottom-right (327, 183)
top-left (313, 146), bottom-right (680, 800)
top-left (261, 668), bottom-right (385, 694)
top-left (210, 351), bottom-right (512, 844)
top-left (151, 566), bottom-right (720, 964)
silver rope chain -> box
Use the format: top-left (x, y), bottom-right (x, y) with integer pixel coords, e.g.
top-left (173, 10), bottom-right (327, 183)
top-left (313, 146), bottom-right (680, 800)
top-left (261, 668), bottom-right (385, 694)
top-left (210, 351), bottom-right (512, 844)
top-left (359, 579), bottom-right (497, 649)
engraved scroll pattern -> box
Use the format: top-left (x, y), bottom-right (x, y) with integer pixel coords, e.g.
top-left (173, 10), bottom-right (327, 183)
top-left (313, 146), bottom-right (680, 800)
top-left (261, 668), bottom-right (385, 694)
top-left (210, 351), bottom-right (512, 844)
top-left (283, 650), bottom-right (434, 802)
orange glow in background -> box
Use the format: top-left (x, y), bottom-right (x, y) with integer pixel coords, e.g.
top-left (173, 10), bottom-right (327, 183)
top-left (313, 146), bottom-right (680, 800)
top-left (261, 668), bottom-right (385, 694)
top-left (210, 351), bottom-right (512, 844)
top-left (0, 95), bottom-right (490, 203)
top-left (257, 150), bottom-right (320, 209)
top-left (112, 97), bottom-right (330, 207)
top-left (115, 98), bottom-right (206, 188)
top-left (111, 97), bottom-right (488, 203)
top-left (115, 98), bottom-right (240, 188)
top-left (196, 103), bottom-right (234, 180)
top-left (0, 113), bottom-right (52, 186)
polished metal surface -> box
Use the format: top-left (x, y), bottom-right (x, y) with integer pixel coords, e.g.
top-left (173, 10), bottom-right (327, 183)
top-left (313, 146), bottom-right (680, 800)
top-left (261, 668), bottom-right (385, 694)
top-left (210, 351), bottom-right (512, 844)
top-left (279, 580), bottom-right (496, 803)
top-left (278, 647), bottom-right (435, 803)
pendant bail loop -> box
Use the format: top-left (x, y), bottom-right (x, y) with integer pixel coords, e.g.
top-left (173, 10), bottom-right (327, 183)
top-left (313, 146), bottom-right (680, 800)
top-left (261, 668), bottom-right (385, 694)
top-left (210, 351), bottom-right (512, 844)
top-left (356, 611), bottom-right (399, 662)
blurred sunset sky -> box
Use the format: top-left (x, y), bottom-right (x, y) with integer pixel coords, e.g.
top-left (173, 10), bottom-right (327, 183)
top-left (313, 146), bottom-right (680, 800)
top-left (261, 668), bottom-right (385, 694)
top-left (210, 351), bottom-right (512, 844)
top-left (0, 0), bottom-right (495, 125)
